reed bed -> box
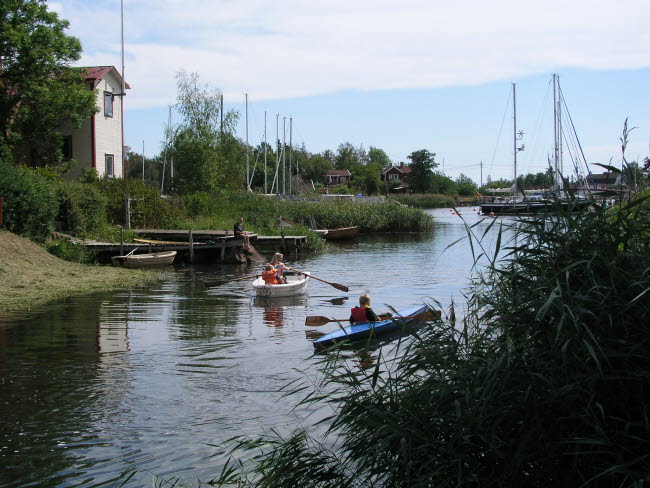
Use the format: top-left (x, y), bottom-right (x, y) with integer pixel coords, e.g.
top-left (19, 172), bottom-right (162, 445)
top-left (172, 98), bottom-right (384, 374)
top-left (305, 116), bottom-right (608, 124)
top-left (207, 193), bottom-right (650, 487)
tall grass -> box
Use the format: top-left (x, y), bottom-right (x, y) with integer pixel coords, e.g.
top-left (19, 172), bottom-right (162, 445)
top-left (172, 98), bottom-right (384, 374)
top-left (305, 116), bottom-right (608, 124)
top-left (206, 192), bottom-right (650, 487)
top-left (387, 193), bottom-right (456, 208)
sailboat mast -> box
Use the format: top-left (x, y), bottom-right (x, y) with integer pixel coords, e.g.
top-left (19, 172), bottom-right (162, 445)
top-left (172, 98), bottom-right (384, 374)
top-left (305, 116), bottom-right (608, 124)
top-left (264, 110), bottom-right (267, 194)
top-left (282, 117), bottom-right (286, 195)
top-left (245, 93), bottom-right (250, 191)
top-left (512, 83), bottom-right (517, 197)
top-left (553, 74), bottom-right (559, 187)
top-left (289, 117), bottom-right (293, 195)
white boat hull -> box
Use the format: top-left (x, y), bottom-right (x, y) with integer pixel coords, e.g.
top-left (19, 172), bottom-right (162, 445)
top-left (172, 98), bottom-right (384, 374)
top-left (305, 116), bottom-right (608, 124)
top-left (252, 272), bottom-right (310, 297)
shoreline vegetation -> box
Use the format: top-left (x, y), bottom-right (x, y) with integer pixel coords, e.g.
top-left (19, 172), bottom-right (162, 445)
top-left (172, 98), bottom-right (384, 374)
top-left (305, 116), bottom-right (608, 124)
top-left (0, 230), bottom-right (165, 313)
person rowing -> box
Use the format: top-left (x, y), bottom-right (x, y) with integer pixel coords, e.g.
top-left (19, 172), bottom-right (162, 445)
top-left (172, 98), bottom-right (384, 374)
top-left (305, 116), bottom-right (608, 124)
top-left (270, 252), bottom-right (288, 284)
top-left (349, 293), bottom-right (381, 324)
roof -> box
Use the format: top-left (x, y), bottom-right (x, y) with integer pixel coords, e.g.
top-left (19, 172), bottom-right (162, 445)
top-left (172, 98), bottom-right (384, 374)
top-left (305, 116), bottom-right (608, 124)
top-left (327, 169), bottom-right (352, 176)
top-left (382, 164), bottom-right (411, 174)
top-left (83, 66), bottom-right (130, 90)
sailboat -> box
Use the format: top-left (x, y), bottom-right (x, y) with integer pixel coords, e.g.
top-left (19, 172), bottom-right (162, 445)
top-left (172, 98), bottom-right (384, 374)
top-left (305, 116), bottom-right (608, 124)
top-left (480, 77), bottom-right (591, 216)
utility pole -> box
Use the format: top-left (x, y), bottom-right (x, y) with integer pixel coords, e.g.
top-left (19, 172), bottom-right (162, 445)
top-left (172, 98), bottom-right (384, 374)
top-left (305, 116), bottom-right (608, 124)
top-left (142, 140), bottom-right (145, 182)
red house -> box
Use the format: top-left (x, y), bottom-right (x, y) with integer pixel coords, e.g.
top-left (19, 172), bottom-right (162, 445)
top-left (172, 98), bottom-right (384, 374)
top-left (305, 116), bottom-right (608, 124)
top-left (327, 169), bottom-right (352, 185)
top-left (381, 162), bottom-right (411, 182)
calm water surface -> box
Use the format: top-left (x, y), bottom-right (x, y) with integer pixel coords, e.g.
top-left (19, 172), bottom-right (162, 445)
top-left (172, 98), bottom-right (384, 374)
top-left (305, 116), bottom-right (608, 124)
top-left (0, 208), bottom-right (512, 487)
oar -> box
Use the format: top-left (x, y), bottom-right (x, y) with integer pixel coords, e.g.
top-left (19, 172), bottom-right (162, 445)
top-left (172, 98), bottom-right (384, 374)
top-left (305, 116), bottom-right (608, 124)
top-left (305, 309), bottom-right (440, 327)
top-left (287, 267), bottom-right (349, 293)
top-left (203, 274), bottom-right (259, 288)
top-left (126, 247), bottom-right (138, 257)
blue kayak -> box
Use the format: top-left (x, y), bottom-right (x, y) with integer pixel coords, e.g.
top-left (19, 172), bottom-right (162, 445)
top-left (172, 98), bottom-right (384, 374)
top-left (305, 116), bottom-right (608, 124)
top-left (313, 304), bottom-right (430, 349)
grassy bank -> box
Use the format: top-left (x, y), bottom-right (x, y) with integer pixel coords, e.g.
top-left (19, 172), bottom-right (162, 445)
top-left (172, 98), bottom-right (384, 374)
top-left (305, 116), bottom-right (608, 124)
top-left (387, 193), bottom-right (456, 208)
top-left (0, 230), bottom-right (164, 313)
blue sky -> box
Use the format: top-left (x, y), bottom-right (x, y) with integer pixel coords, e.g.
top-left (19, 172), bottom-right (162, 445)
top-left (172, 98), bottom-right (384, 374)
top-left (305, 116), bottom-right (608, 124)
top-left (51, 0), bottom-right (650, 185)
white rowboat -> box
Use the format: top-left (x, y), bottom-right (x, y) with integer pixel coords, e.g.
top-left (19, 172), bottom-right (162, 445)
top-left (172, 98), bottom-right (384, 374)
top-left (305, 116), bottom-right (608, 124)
top-left (252, 272), bottom-right (310, 297)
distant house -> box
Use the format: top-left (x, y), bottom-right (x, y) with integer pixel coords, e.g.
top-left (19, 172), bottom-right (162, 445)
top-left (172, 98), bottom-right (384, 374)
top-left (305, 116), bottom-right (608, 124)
top-left (327, 169), bottom-right (352, 185)
top-left (59, 66), bottom-right (129, 180)
top-left (382, 162), bottom-right (411, 182)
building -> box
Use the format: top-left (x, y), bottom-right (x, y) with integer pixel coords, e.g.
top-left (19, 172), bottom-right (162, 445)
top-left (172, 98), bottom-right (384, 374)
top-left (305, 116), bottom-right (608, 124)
top-left (381, 162), bottom-right (411, 182)
top-left (60, 66), bottom-right (129, 180)
top-left (326, 169), bottom-right (352, 185)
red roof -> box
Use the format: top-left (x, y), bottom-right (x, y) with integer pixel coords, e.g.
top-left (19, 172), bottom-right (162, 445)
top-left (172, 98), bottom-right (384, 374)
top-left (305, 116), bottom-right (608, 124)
top-left (382, 163), bottom-right (411, 174)
top-left (83, 66), bottom-right (130, 89)
top-left (327, 169), bottom-right (352, 176)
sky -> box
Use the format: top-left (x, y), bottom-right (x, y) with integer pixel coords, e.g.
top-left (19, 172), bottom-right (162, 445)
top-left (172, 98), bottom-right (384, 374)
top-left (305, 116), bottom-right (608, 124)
top-left (50, 0), bottom-right (650, 185)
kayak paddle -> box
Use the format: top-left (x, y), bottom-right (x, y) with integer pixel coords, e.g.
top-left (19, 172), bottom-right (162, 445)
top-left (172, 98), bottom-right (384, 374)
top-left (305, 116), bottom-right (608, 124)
top-left (305, 309), bottom-right (440, 327)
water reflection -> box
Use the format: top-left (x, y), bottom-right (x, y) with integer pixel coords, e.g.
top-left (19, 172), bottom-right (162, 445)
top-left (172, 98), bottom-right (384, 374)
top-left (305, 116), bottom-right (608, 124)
top-left (262, 308), bottom-right (285, 328)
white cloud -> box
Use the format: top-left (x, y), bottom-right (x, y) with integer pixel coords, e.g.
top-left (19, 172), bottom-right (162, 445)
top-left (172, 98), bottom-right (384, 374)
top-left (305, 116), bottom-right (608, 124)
top-left (58, 0), bottom-right (650, 110)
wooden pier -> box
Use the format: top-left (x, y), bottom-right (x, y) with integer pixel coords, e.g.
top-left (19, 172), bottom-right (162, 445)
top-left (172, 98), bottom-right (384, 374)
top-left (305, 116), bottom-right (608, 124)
top-left (70, 229), bottom-right (307, 264)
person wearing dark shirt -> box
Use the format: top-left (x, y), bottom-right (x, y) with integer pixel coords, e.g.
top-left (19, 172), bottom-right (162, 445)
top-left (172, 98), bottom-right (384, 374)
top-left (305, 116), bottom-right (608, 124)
top-left (234, 216), bottom-right (252, 251)
top-left (349, 293), bottom-right (381, 323)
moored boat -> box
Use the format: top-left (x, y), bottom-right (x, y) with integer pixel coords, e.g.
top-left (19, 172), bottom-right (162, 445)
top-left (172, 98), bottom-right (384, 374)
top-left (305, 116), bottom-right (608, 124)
top-left (315, 226), bottom-right (359, 241)
top-left (313, 304), bottom-right (432, 349)
top-left (252, 272), bottom-right (310, 298)
top-left (111, 250), bottom-right (177, 268)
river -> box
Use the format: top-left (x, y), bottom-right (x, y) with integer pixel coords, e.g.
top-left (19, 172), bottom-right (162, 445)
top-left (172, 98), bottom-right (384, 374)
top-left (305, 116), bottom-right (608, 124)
top-left (0, 207), bottom-right (512, 487)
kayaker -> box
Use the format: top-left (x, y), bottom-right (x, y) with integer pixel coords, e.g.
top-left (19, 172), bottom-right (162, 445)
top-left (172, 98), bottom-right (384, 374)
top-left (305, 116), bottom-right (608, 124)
top-left (261, 264), bottom-right (279, 285)
top-left (270, 252), bottom-right (288, 284)
top-left (349, 294), bottom-right (381, 324)
top-left (234, 217), bottom-right (252, 252)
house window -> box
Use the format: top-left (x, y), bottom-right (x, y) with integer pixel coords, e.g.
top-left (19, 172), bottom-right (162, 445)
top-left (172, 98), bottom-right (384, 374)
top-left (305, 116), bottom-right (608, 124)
top-left (105, 154), bottom-right (114, 178)
top-left (388, 173), bottom-right (398, 180)
top-left (62, 135), bottom-right (72, 160)
top-left (104, 91), bottom-right (114, 117)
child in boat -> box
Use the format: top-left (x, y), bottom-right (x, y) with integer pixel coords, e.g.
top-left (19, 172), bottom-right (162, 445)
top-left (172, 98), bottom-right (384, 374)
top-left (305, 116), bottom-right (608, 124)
top-left (349, 294), bottom-right (381, 323)
top-left (270, 252), bottom-right (288, 284)
top-left (262, 264), bottom-right (279, 285)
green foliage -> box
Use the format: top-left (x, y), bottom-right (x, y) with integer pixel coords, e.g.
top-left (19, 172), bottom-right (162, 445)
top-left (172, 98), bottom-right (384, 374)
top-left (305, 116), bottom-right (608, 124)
top-left (185, 191), bottom-right (215, 216)
top-left (429, 171), bottom-right (457, 195)
top-left (0, 0), bottom-right (96, 166)
top-left (55, 181), bottom-right (107, 235)
top-left (455, 173), bottom-right (478, 196)
top-left (406, 149), bottom-right (437, 193)
top-left (44, 238), bottom-right (95, 264)
top-left (388, 193), bottom-right (455, 208)
top-left (331, 184), bottom-right (353, 195)
top-left (0, 162), bottom-right (57, 240)
top-left (212, 195), bottom-right (650, 486)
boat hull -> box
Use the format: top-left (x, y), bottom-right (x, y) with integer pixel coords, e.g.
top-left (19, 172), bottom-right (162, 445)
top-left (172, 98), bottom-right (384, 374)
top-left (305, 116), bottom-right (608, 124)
top-left (252, 272), bottom-right (310, 297)
top-left (319, 226), bottom-right (359, 240)
top-left (111, 251), bottom-right (177, 268)
top-left (313, 304), bottom-right (429, 349)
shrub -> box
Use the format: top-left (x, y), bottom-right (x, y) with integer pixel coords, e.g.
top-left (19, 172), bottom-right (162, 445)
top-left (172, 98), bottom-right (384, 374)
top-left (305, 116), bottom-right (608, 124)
top-left (56, 181), bottom-right (108, 235)
top-left (44, 238), bottom-right (95, 264)
top-left (0, 163), bottom-right (58, 241)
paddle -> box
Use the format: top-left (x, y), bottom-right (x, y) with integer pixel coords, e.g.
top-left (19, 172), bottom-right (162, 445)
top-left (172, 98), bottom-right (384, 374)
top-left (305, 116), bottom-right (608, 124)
top-left (203, 274), bottom-right (259, 288)
top-left (305, 309), bottom-right (440, 327)
top-left (286, 267), bottom-right (349, 293)
top-left (125, 247), bottom-right (138, 257)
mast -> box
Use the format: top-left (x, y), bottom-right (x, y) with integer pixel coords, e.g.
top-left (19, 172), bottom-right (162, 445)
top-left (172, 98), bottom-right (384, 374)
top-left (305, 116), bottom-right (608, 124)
top-left (282, 117), bottom-right (286, 195)
top-left (120, 0), bottom-right (125, 178)
top-left (553, 74), bottom-right (559, 188)
top-left (512, 83), bottom-right (517, 197)
top-left (245, 93), bottom-right (250, 191)
top-left (142, 140), bottom-right (144, 182)
top-left (289, 117), bottom-right (293, 194)
top-left (264, 110), bottom-right (267, 194)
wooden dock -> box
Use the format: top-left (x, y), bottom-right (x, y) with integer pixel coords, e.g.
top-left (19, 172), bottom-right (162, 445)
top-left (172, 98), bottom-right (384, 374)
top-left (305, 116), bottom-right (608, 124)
top-left (70, 229), bottom-right (307, 263)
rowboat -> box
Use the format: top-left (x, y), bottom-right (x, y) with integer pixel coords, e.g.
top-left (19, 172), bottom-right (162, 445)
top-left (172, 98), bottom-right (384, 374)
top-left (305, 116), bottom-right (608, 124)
top-left (314, 226), bottom-right (359, 241)
top-left (313, 304), bottom-right (430, 349)
top-left (252, 272), bottom-right (310, 298)
top-left (111, 250), bottom-right (177, 268)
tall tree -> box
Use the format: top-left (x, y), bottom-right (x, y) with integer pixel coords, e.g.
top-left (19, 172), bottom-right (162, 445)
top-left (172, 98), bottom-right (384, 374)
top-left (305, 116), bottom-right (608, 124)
top-left (167, 71), bottom-right (241, 193)
top-left (406, 149), bottom-right (437, 193)
top-left (0, 0), bottom-right (96, 166)
top-left (368, 146), bottom-right (391, 168)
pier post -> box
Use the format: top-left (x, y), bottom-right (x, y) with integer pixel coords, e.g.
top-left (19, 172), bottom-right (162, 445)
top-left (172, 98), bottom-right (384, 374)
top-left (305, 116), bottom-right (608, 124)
top-left (119, 226), bottom-right (124, 256)
top-left (220, 237), bottom-right (226, 262)
top-left (124, 195), bottom-right (131, 229)
top-left (281, 228), bottom-right (286, 253)
top-left (189, 229), bottom-right (194, 263)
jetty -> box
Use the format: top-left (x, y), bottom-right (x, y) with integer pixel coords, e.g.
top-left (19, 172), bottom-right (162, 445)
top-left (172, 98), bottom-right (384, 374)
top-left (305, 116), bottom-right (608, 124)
top-left (68, 229), bottom-right (307, 264)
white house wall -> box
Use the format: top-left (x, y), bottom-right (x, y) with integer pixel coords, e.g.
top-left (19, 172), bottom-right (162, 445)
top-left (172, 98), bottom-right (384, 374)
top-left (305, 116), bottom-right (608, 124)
top-left (93, 72), bottom-right (123, 178)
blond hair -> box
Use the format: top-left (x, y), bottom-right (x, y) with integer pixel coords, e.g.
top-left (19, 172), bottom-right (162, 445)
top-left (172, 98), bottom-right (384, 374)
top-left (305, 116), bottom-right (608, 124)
top-left (265, 263), bottom-right (274, 271)
top-left (271, 252), bottom-right (284, 264)
top-left (359, 293), bottom-right (371, 306)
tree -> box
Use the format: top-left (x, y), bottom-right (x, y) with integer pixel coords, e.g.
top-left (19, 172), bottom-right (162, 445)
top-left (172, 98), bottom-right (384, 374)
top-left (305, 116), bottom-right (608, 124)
top-left (0, 0), bottom-right (96, 166)
top-left (406, 149), bottom-right (437, 193)
top-left (367, 147), bottom-right (391, 169)
top-left (455, 173), bottom-right (477, 196)
top-left (301, 152), bottom-right (333, 185)
top-left (167, 71), bottom-right (241, 194)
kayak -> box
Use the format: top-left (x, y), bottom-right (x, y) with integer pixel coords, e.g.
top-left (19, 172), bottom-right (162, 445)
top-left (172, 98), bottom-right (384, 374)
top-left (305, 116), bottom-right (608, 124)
top-left (313, 304), bottom-right (430, 349)
top-left (252, 272), bottom-right (310, 297)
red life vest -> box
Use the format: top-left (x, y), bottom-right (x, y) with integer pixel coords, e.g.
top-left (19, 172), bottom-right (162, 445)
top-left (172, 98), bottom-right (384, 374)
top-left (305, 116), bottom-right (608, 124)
top-left (350, 306), bottom-right (370, 323)
top-left (262, 270), bottom-right (279, 284)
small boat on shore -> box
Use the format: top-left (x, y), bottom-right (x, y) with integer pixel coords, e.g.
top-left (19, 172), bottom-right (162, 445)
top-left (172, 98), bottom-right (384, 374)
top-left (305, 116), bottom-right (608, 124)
top-left (314, 226), bottom-right (359, 241)
top-left (252, 272), bottom-right (310, 298)
top-left (313, 304), bottom-right (433, 349)
top-left (111, 250), bottom-right (177, 268)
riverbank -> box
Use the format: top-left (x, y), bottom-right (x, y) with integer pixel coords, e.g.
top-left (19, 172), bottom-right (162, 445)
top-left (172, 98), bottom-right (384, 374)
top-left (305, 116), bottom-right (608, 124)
top-left (0, 230), bottom-right (165, 313)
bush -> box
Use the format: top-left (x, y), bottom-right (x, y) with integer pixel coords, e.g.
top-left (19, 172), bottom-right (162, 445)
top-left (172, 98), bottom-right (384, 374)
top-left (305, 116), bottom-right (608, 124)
top-left (56, 181), bottom-right (108, 235)
top-left (44, 238), bottom-right (95, 264)
top-left (0, 163), bottom-right (58, 241)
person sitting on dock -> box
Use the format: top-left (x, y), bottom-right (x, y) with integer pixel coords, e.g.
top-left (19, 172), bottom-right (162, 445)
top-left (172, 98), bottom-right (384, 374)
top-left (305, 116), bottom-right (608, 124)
top-left (349, 294), bottom-right (381, 324)
top-left (262, 264), bottom-right (280, 285)
top-left (234, 217), bottom-right (253, 252)
top-left (270, 252), bottom-right (288, 284)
